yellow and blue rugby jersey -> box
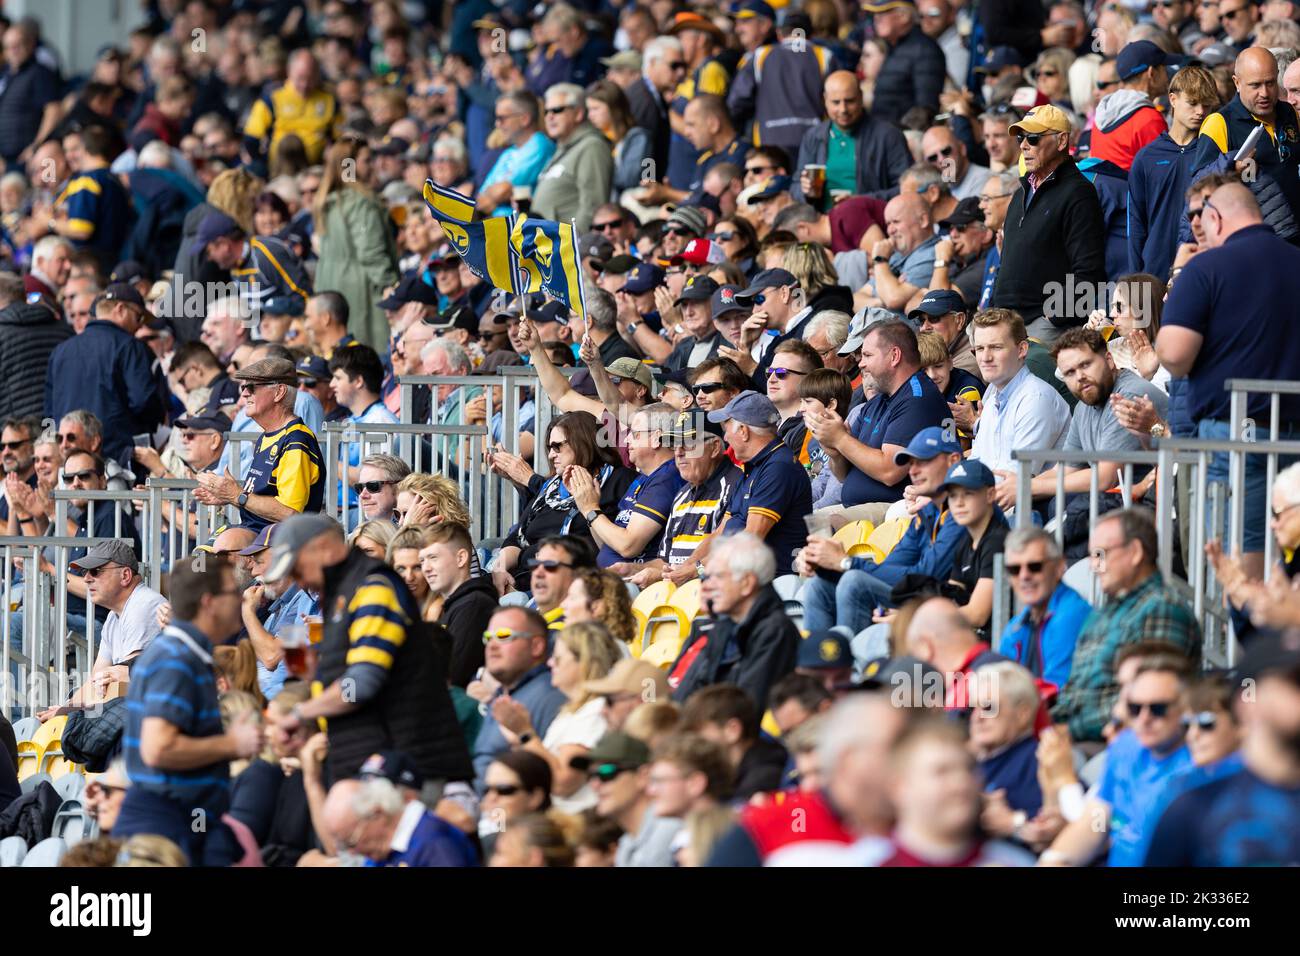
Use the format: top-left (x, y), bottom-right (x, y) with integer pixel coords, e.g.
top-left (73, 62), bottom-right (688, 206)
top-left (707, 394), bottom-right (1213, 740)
top-left (243, 82), bottom-right (341, 163)
top-left (240, 417), bottom-right (325, 533)
top-left (344, 571), bottom-right (412, 673)
top-left (55, 168), bottom-right (131, 253)
top-left (659, 461), bottom-right (742, 566)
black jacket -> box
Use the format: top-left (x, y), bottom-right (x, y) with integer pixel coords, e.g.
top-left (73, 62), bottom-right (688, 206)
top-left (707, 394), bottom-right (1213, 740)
top-left (0, 301), bottom-right (72, 421)
top-left (316, 549), bottom-right (474, 784)
top-left (437, 574), bottom-right (496, 688)
top-left (734, 736), bottom-right (790, 801)
top-left (794, 116), bottom-right (912, 202)
top-left (0, 780), bottom-right (60, 847)
top-left (992, 157), bottom-right (1107, 326)
top-left (871, 27), bottom-right (946, 126)
top-left (670, 585), bottom-right (800, 711)
top-left (625, 77), bottom-right (671, 176)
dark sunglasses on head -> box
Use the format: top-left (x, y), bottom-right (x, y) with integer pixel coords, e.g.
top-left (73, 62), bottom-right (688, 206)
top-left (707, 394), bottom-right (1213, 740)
top-left (485, 783), bottom-right (521, 796)
top-left (1127, 700), bottom-right (1174, 719)
top-left (587, 762), bottom-right (629, 783)
top-left (1182, 711), bottom-right (1218, 731)
top-left (926, 145), bottom-right (954, 164)
top-left (767, 367), bottom-right (807, 380)
top-left (527, 558), bottom-right (574, 571)
top-left (694, 381), bottom-right (725, 394)
top-left (63, 468), bottom-right (100, 482)
top-left (0, 439), bottom-right (31, 450)
top-left (1005, 560), bottom-right (1046, 576)
top-left (352, 480), bottom-right (395, 495)
top-left (665, 225), bottom-right (694, 237)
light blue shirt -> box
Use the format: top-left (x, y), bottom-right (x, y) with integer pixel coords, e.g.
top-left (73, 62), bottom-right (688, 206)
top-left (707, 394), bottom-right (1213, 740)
top-left (219, 390), bottom-right (325, 480)
top-left (969, 364), bottom-right (1070, 475)
top-left (255, 584), bottom-right (320, 700)
top-left (482, 132), bottom-right (557, 217)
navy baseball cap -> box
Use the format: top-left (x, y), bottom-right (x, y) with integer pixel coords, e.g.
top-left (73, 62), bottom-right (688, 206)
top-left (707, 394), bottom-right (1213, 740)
top-left (733, 0), bottom-right (776, 19)
top-left (262, 294), bottom-right (305, 317)
top-left (603, 254), bottom-right (640, 275)
top-left (665, 408), bottom-right (726, 442)
top-left (798, 631), bottom-right (853, 670)
top-left (175, 391), bottom-right (233, 431)
top-left (748, 175), bottom-right (792, 203)
top-left (908, 289), bottom-right (968, 323)
top-left (937, 197), bottom-right (985, 230)
top-left (942, 458), bottom-right (997, 490)
top-left (736, 268), bottom-right (797, 303)
top-left (856, 655), bottom-right (945, 693)
top-left (975, 46), bottom-right (1023, 74)
top-left (706, 389), bottom-right (780, 429)
top-left (359, 750), bottom-right (424, 790)
top-left (296, 354), bottom-right (329, 382)
top-left (620, 262), bottom-right (665, 295)
top-left (110, 260), bottom-right (148, 285)
top-left (196, 210), bottom-right (244, 248)
top-left (1117, 40), bottom-right (1167, 81)
top-left (379, 272), bottom-right (439, 310)
top-left (237, 523), bottom-right (275, 555)
top-left (676, 275), bottom-right (720, 304)
top-left (893, 426), bottom-right (962, 465)
top-left (534, 300), bottom-right (571, 326)
top-left (711, 284), bottom-right (749, 320)
top-left (100, 282), bottom-right (147, 311)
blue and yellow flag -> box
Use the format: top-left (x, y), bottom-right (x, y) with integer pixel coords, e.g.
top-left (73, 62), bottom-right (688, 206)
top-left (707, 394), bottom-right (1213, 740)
top-left (422, 179), bottom-right (588, 325)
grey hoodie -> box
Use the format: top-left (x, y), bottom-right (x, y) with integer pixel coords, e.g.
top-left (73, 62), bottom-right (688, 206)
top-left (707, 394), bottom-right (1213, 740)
top-left (1095, 89), bottom-right (1153, 132)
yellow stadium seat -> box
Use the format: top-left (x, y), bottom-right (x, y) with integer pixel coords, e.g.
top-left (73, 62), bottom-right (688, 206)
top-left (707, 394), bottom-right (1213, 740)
top-left (669, 579), bottom-right (702, 622)
top-left (832, 520), bottom-right (875, 556)
top-left (630, 580), bottom-right (677, 656)
top-left (864, 518), bottom-right (909, 563)
top-left (15, 740), bottom-right (40, 781)
top-left (29, 715), bottom-right (81, 779)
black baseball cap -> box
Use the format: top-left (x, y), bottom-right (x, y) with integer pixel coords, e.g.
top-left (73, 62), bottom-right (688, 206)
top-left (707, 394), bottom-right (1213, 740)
top-left (379, 272), bottom-right (440, 310)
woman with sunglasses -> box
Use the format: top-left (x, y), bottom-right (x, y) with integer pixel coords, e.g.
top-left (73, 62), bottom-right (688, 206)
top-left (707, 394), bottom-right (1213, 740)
top-left (479, 749), bottom-right (552, 858)
top-left (1031, 48), bottom-right (1076, 112)
top-left (708, 217), bottom-right (759, 277)
top-left (495, 411), bottom-right (634, 594)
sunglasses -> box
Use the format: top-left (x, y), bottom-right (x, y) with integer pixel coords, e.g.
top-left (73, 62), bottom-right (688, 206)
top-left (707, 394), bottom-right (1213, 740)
top-left (767, 367), bottom-right (807, 380)
top-left (587, 762), bottom-right (629, 784)
top-left (926, 145), bottom-right (954, 164)
top-left (668, 61), bottom-right (688, 71)
top-left (0, 439), bottom-right (31, 450)
top-left (482, 628), bottom-right (539, 644)
top-left (63, 469), bottom-right (101, 482)
top-left (238, 382), bottom-right (278, 394)
top-left (1182, 711), bottom-right (1218, 731)
top-left (708, 231), bottom-right (736, 242)
top-left (299, 377), bottom-right (319, 387)
top-left (1096, 79), bottom-right (1120, 91)
top-left (592, 219), bottom-right (624, 231)
top-left (527, 558), bottom-right (574, 571)
top-left (1036, 69), bottom-right (1059, 78)
top-left (57, 433), bottom-right (81, 444)
top-left (745, 164), bottom-right (777, 176)
top-left (485, 783), bottom-right (521, 796)
top-left (1188, 205), bottom-right (1205, 221)
top-left (1005, 560), bottom-right (1046, 576)
top-left (82, 563), bottom-right (125, 578)
top-left (1127, 700), bottom-right (1175, 719)
top-left (694, 381), bottom-right (725, 394)
top-left (1014, 132), bottom-right (1050, 146)
top-left (544, 105), bottom-right (573, 116)
top-left (1221, 6), bottom-right (1247, 18)
top-left (665, 225), bottom-right (694, 237)
top-left (547, 439), bottom-right (569, 454)
top-left (352, 480), bottom-right (395, 495)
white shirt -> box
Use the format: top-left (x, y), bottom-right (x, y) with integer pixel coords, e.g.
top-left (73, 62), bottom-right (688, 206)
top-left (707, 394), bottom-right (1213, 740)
top-left (970, 364), bottom-right (1070, 476)
top-left (543, 696), bottom-right (608, 814)
top-left (99, 583), bottom-right (168, 665)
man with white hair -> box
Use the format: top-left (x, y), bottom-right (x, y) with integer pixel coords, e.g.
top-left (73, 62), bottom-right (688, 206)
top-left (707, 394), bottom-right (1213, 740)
top-left (707, 692), bottom-right (910, 865)
top-left (421, 336), bottom-right (483, 467)
top-left (201, 295), bottom-right (252, 366)
top-left (532, 82), bottom-right (614, 232)
top-left (135, 139), bottom-right (172, 169)
top-left (670, 531), bottom-right (800, 710)
top-left (804, 310), bottom-right (860, 380)
top-left (26, 235), bottom-right (72, 304)
top-left (627, 35), bottom-right (685, 172)
top-left (321, 776), bottom-right (476, 866)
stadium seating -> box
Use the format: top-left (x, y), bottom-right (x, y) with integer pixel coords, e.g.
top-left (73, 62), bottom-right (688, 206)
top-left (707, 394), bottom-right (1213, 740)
top-left (863, 518), bottom-right (909, 564)
top-left (52, 798), bottom-right (97, 846)
top-left (832, 520), bottom-right (876, 557)
top-left (20, 837), bottom-right (67, 867)
top-left (0, 835), bottom-right (27, 867)
top-left (630, 580), bottom-right (677, 657)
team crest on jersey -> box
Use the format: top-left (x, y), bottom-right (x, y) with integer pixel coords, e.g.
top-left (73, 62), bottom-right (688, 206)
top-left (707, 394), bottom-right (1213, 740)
top-left (697, 514), bottom-right (708, 529)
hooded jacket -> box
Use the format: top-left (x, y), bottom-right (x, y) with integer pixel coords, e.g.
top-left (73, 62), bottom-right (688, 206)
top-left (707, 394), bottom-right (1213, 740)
top-left (727, 39), bottom-right (837, 158)
top-left (871, 26), bottom-right (947, 126)
top-left (794, 114), bottom-right (913, 202)
top-left (532, 121), bottom-right (614, 232)
top-left (436, 574), bottom-right (497, 688)
top-left (1128, 131), bottom-right (1201, 279)
top-left (1077, 156), bottom-right (1130, 280)
top-left (670, 584), bottom-right (800, 711)
top-left (0, 300), bottom-right (73, 420)
top-left (1088, 89), bottom-right (1168, 172)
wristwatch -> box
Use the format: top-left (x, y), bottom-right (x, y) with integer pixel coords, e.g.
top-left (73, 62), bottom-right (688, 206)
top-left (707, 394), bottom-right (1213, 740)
top-left (519, 732), bottom-right (535, 745)
top-left (1149, 422), bottom-right (1167, 439)
top-left (871, 255), bottom-right (890, 264)
top-left (933, 259), bottom-right (949, 269)
top-left (236, 491), bottom-right (249, 507)
top-left (626, 321), bottom-right (641, 335)
top-left (695, 560), bottom-right (706, 577)
top-left (584, 508), bottom-right (601, 524)
top-left (839, 556), bottom-right (854, 571)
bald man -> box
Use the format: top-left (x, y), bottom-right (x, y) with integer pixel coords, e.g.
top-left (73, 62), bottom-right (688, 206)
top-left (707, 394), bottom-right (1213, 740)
top-left (1193, 47), bottom-right (1300, 225)
top-left (857, 192), bottom-right (941, 314)
top-left (1159, 180), bottom-right (1300, 579)
top-left (1283, 58), bottom-right (1300, 116)
top-left (921, 125), bottom-right (991, 200)
top-left (904, 596), bottom-right (1007, 710)
top-left (793, 70), bottom-right (913, 208)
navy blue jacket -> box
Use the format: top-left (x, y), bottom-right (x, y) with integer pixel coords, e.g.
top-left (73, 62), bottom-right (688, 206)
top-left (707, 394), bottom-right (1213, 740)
top-left (1128, 132), bottom-right (1199, 280)
top-left (45, 320), bottom-right (166, 465)
top-left (1077, 157), bottom-right (1129, 280)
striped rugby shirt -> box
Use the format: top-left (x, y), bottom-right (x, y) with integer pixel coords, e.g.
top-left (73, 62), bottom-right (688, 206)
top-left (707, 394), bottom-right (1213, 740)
top-left (658, 460), bottom-right (742, 566)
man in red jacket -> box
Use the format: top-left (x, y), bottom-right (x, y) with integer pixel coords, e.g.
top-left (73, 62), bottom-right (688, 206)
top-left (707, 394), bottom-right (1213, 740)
top-left (1089, 40), bottom-right (1169, 172)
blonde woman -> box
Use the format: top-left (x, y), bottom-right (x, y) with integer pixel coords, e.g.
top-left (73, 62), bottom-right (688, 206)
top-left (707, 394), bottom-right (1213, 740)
top-left (386, 525), bottom-right (439, 620)
top-left (313, 137), bottom-right (400, 349)
top-left (350, 519), bottom-right (397, 560)
top-left (218, 689), bottom-right (272, 777)
top-left (490, 621), bottom-right (623, 813)
top-left (394, 472), bottom-right (471, 529)
top-left (781, 241), bottom-right (852, 314)
top-left (675, 805), bottom-right (736, 867)
top-left (114, 834), bottom-right (188, 867)
top-left (1032, 47), bottom-right (1076, 111)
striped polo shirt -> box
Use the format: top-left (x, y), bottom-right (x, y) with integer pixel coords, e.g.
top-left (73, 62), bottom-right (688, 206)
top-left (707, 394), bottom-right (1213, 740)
top-left (659, 460), bottom-right (742, 566)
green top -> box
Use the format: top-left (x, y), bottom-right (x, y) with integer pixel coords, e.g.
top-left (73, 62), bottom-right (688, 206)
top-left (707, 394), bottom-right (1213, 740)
top-left (824, 124), bottom-right (857, 211)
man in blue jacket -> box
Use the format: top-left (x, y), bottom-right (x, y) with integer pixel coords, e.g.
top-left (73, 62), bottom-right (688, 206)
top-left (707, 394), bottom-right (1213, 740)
top-left (44, 282), bottom-right (165, 468)
top-left (1127, 64), bottom-right (1218, 279)
top-left (996, 526), bottom-right (1091, 691)
top-left (797, 426), bottom-right (969, 634)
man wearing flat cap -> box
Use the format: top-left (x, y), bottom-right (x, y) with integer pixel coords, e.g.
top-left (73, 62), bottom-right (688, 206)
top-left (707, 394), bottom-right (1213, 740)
top-left (193, 357), bottom-right (325, 533)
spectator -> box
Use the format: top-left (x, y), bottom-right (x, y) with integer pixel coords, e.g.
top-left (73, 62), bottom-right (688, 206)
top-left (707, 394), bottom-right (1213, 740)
top-left (479, 750), bottom-right (553, 858)
top-left (25, 235), bottom-right (73, 305)
top-left (624, 37), bottom-right (684, 175)
top-left (971, 170), bottom-right (1018, 310)
top-left (217, 343), bottom-right (326, 480)
top-left (262, 513), bottom-right (474, 790)
top-left (113, 557), bottom-right (262, 866)
top-left (320, 777), bottom-right (476, 867)
top-left (526, 4), bottom-right (613, 97)
top-left (82, 759), bottom-right (131, 836)
top-left (917, 330), bottom-right (982, 434)
top-left (965, 308), bottom-right (1071, 476)
top-left (1157, 180), bottom-right (1300, 579)
top-left (420, 522), bottom-right (494, 688)
top-left (313, 138), bottom-right (400, 351)
top-left (560, 567), bottom-right (638, 646)
top-left (572, 731), bottom-right (682, 867)
top-left (927, 200), bottom-right (998, 310)
top-left (1217, 0), bottom-right (1259, 55)
top-left (329, 343), bottom-right (397, 502)
top-left (671, 532), bottom-right (800, 710)
top-left (476, 91), bottom-right (556, 217)
top-left (51, 125), bottom-right (133, 274)
top-left (855, 193), bottom-right (941, 315)
top-left (193, 358), bottom-right (325, 534)
top-left (354, 453), bottom-right (410, 523)
top-left (1053, 509), bottom-right (1201, 741)
top-left (584, 659), bottom-right (673, 732)
top-left (706, 392), bottom-right (812, 574)
top-left (243, 49), bottom-right (340, 166)
top-left (682, 684), bottom-right (788, 800)
top-left (472, 605), bottom-right (569, 786)
top-left (533, 82), bottom-right (615, 233)
top-left (910, 287), bottom-right (982, 380)
top-left (864, 0), bottom-right (947, 125)
top-left (1089, 42), bottom-right (1170, 173)
top-left (996, 526), bottom-right (1091, 691)
top-left (922, 124), bottom-right (992, 200)
top-left (237, 524), bottom-right (316, 701)
top-left (1043, 657), bottom-right (1193, 866)
top-left (647, 733), bottom-right (734, 820)
top-left (0, 24), bottom-right (60, 167)
top-left (0, 274), bottom-right (68, 424)
top-left (970, 660), bottom-right (1045, 833)
top-left (44, 282), bottom-right (165, 467)
top-left (991, 106), bottom-right (1106, 342)
top-left (587, 80), bottom-right (654, 200)
top-left (0, 415), bottom-right (41, 534)
top-left (489, 812), bottom-right (577, 867)
top-left (940, 460), bottom-right (1010, 639)
top-left (196, 210), bottom-right (312, 317)
top-left (728, 20), bottom-right (836, 162)
top-left (903, 596), bottom-right (1008, 711)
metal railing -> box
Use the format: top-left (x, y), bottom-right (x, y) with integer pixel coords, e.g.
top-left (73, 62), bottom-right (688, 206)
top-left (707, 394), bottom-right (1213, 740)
top-left (1224, 379), bottom-right (1300, 575)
